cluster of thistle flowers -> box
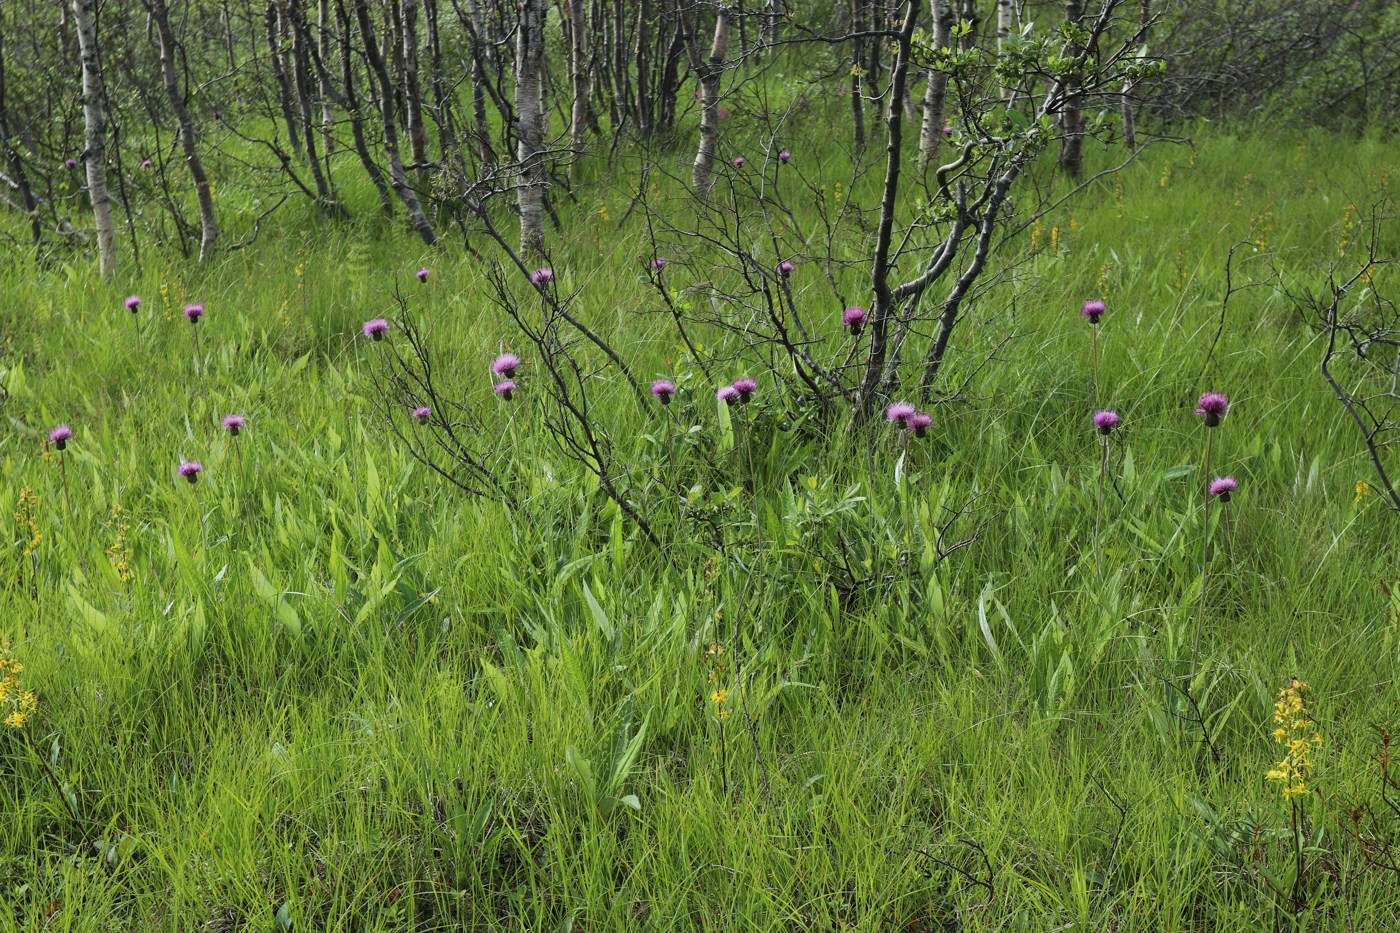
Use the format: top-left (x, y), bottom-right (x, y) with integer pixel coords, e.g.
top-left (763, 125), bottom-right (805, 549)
top-left (361, 316), bottom-right (524, 419)
top-left (1266, 679), bottom-right (1319, 799)
top-left (1081, 300), bottom-right (1239, 502)
top-left (106, 295), bottom-right (246, 483)
top-left (704, 641), bottom-right (730, 721)
top-left (884, 402), bottom-right (934, 439)
top-left (0, 645), bottom-right (38, 730)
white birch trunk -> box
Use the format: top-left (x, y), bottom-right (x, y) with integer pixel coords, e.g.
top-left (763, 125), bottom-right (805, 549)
top-left (917, 0), bottom-right (953, 172)
top-left (148, 0), bottom-right (219, 262)
top-left (516, 0), bottom-right (547, 255)
top-left (691, 6), bottom-right (731, 197)
top-left (568, 0), bottom-right (591, 182)
top-left (73, 0), bottom-right (116, 276)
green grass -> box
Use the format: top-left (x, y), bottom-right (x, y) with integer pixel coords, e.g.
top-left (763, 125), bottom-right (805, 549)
top-left (3, 122), bottom-right (1400, 930)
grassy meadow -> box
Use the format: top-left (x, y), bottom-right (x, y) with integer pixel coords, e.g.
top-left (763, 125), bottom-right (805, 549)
top-left (3, 120), bottom-right (1400, 931)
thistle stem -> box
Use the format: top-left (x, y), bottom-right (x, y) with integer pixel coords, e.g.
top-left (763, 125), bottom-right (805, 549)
top-left (1194, 428), bottom-right (1215, 664)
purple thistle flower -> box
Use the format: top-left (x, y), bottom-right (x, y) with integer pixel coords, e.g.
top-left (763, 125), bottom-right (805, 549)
top-left (717, 385), bottom-right (740, 405)
top-left (1082, 299), bottom-right (1105, 323)
top-left (529, 267), bottom-right (554, 286)
top-left (415, 267), bottom-right (430, 282)
top-left (494, 380), bottom-right (516, 400)
top-left (362, 318), bottom-right (389, 341)
top-left (1092, 409), bottom-right (1120, 434)
top-left (843, 306), bottom-right (868, 336)
top-left (492, 353), bottom-right (521, 376)
top-left (212, 110), bottom-right (223, 120)
top-left (732, 156), bottom-right (746, 167)
top-left (886, 402), bottom-right (916, 426)
top-left (778, 150), bottom-right (791, 163)
top-left (1208, 475), bottom-right (1237, 502)
top-left (183, 303), bottom-right (204, 322)
top-left (778, 260), bottom-right (795, 277)
top-left (65, 158), bottom-right (77, 168)
top-left (732, 378), bottom-right (757, 403)
top-left (125, 295), bottom-right (141, 312)
top-left (141, 159), bottom-right (153, 168)
top-left (943, 125), bottom-right (954, 136)
top-left (48, 424), bottom-right (73, 450)
top-left (1195, 392), bottom-right (1229, 427)
top-left (413, 405), bottom-right (432, 424)
top-left (222, 414), bottom-right (246, 436)
top-left (651, 379), bottom-right (676, 404)
top-left (908, 412), bottom-right (933, 438)
top-left (178, 461), bottom-right (203, 484)
top-left (650, 257), bottom-right (667, 271)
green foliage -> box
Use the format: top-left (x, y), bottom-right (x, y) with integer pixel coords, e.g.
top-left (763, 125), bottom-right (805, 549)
top-left (1, 122), bottom-right (1399, 930)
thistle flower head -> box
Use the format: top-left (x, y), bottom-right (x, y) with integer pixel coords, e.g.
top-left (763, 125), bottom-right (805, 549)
top-left (886, 402), bottom-right (916, 426)
top-left (222, 414), bottom-right (246, 435)
top-left (778, 150), bottom-right (791, 163)
top-left (1209, 475), bottom-right (1238, 502)
top-left (529, 267), bottom-right (554, 286)
top-left (183, 303), bottom-right (204, 321)
top-left (362, 318), bottom-right (389, 340)
top-left (843, 306), bottom-right (868, 335)
top-left (141, 159), bottom-right (152, 168)
top-left (650, 257), bottom-right (667, 271)
top-left (1092, 409), bottom-right (1120, 434)
top-left (732, 156), bottom-right (746, 167)
top-left (64, 158), bottom-right (77, 168)
top-left (908, 412), bottom-right (933, 437)
top-left (778, 260), bottom-right (795, 277)
top-left (732, 378), bottom-right (757, 402)
top-left (716, 385), bottom-right (740, 404)
top-left (492, 353), bottom-right (521, 376)
top-left (1082, 299), bottom-right (1105, 322)
top-left (177, 461), bottom-right (203, 483)
top-left (494, 380), bottom-right (516, 400)
top-left (942, 125), bottom-right (954, 136)
top-left (1195, 392), bottom-right (1230, 427)
top-left (413, 405), bottom-right (432, 423)
top-left (415, 267), bottom-right (430, 282)
top-left (48, 424), bottom-right (73, 450)
top-left (125, 295), bottom-right (141, 312)
top-left (651, 379), bottom-right (676, 404)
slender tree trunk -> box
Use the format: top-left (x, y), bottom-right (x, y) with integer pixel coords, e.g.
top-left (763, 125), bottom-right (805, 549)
top-left (1058, 0), bottom-right (1084, 176)
top-left (996, 0), bottom-right (1014, 99)
top-left (317, 0), bottom-right (337, 157)
top-left (354, 0), bottom-right (436, 242)
top-left (0, 26), bottom-right (42, 247)
top-left (917, 0), bottom-right (953, 171)
top-left (266, 2), bottom-right (305, 157)
top-left (334, 0), bottom-right (395, 215)
top-left (634, 0), bottom-right (652, 136)
top-left (400, 0), bottom-right (429, 166)
top-left (690, 6), bottom-right (731, 197)
top-left (287, 1), bottom-right (336, 210)
top-left (147, 0), bottom-right (219, 261)
top-left (73, 0), bottom-right (116, 276)
top-left (857, 0), bottom-right (920, 419)
top-left (568, 0), bottom-right (590, 179)
top-left (849, 0), bottom-right (866, 148)
top-left (1121, 0), bottom-right (1149, 151)
top-left (516, 0), bottom-right (547, 255)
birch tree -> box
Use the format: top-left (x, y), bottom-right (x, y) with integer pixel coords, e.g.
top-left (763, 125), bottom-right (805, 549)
top-left (689, 4), bottom-right (731, 197)
top-left (73, 0), bottom-right (117, 276)
top-left (917, 0), bottom-right (954, 171)
top-left (515, 0), bottom-right (547, 255)
top-left (146, 0), bottom-right (219, 262)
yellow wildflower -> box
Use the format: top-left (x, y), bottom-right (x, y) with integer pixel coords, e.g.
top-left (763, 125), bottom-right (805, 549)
top-left (1266, 679), bottom-right (1319, 799)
